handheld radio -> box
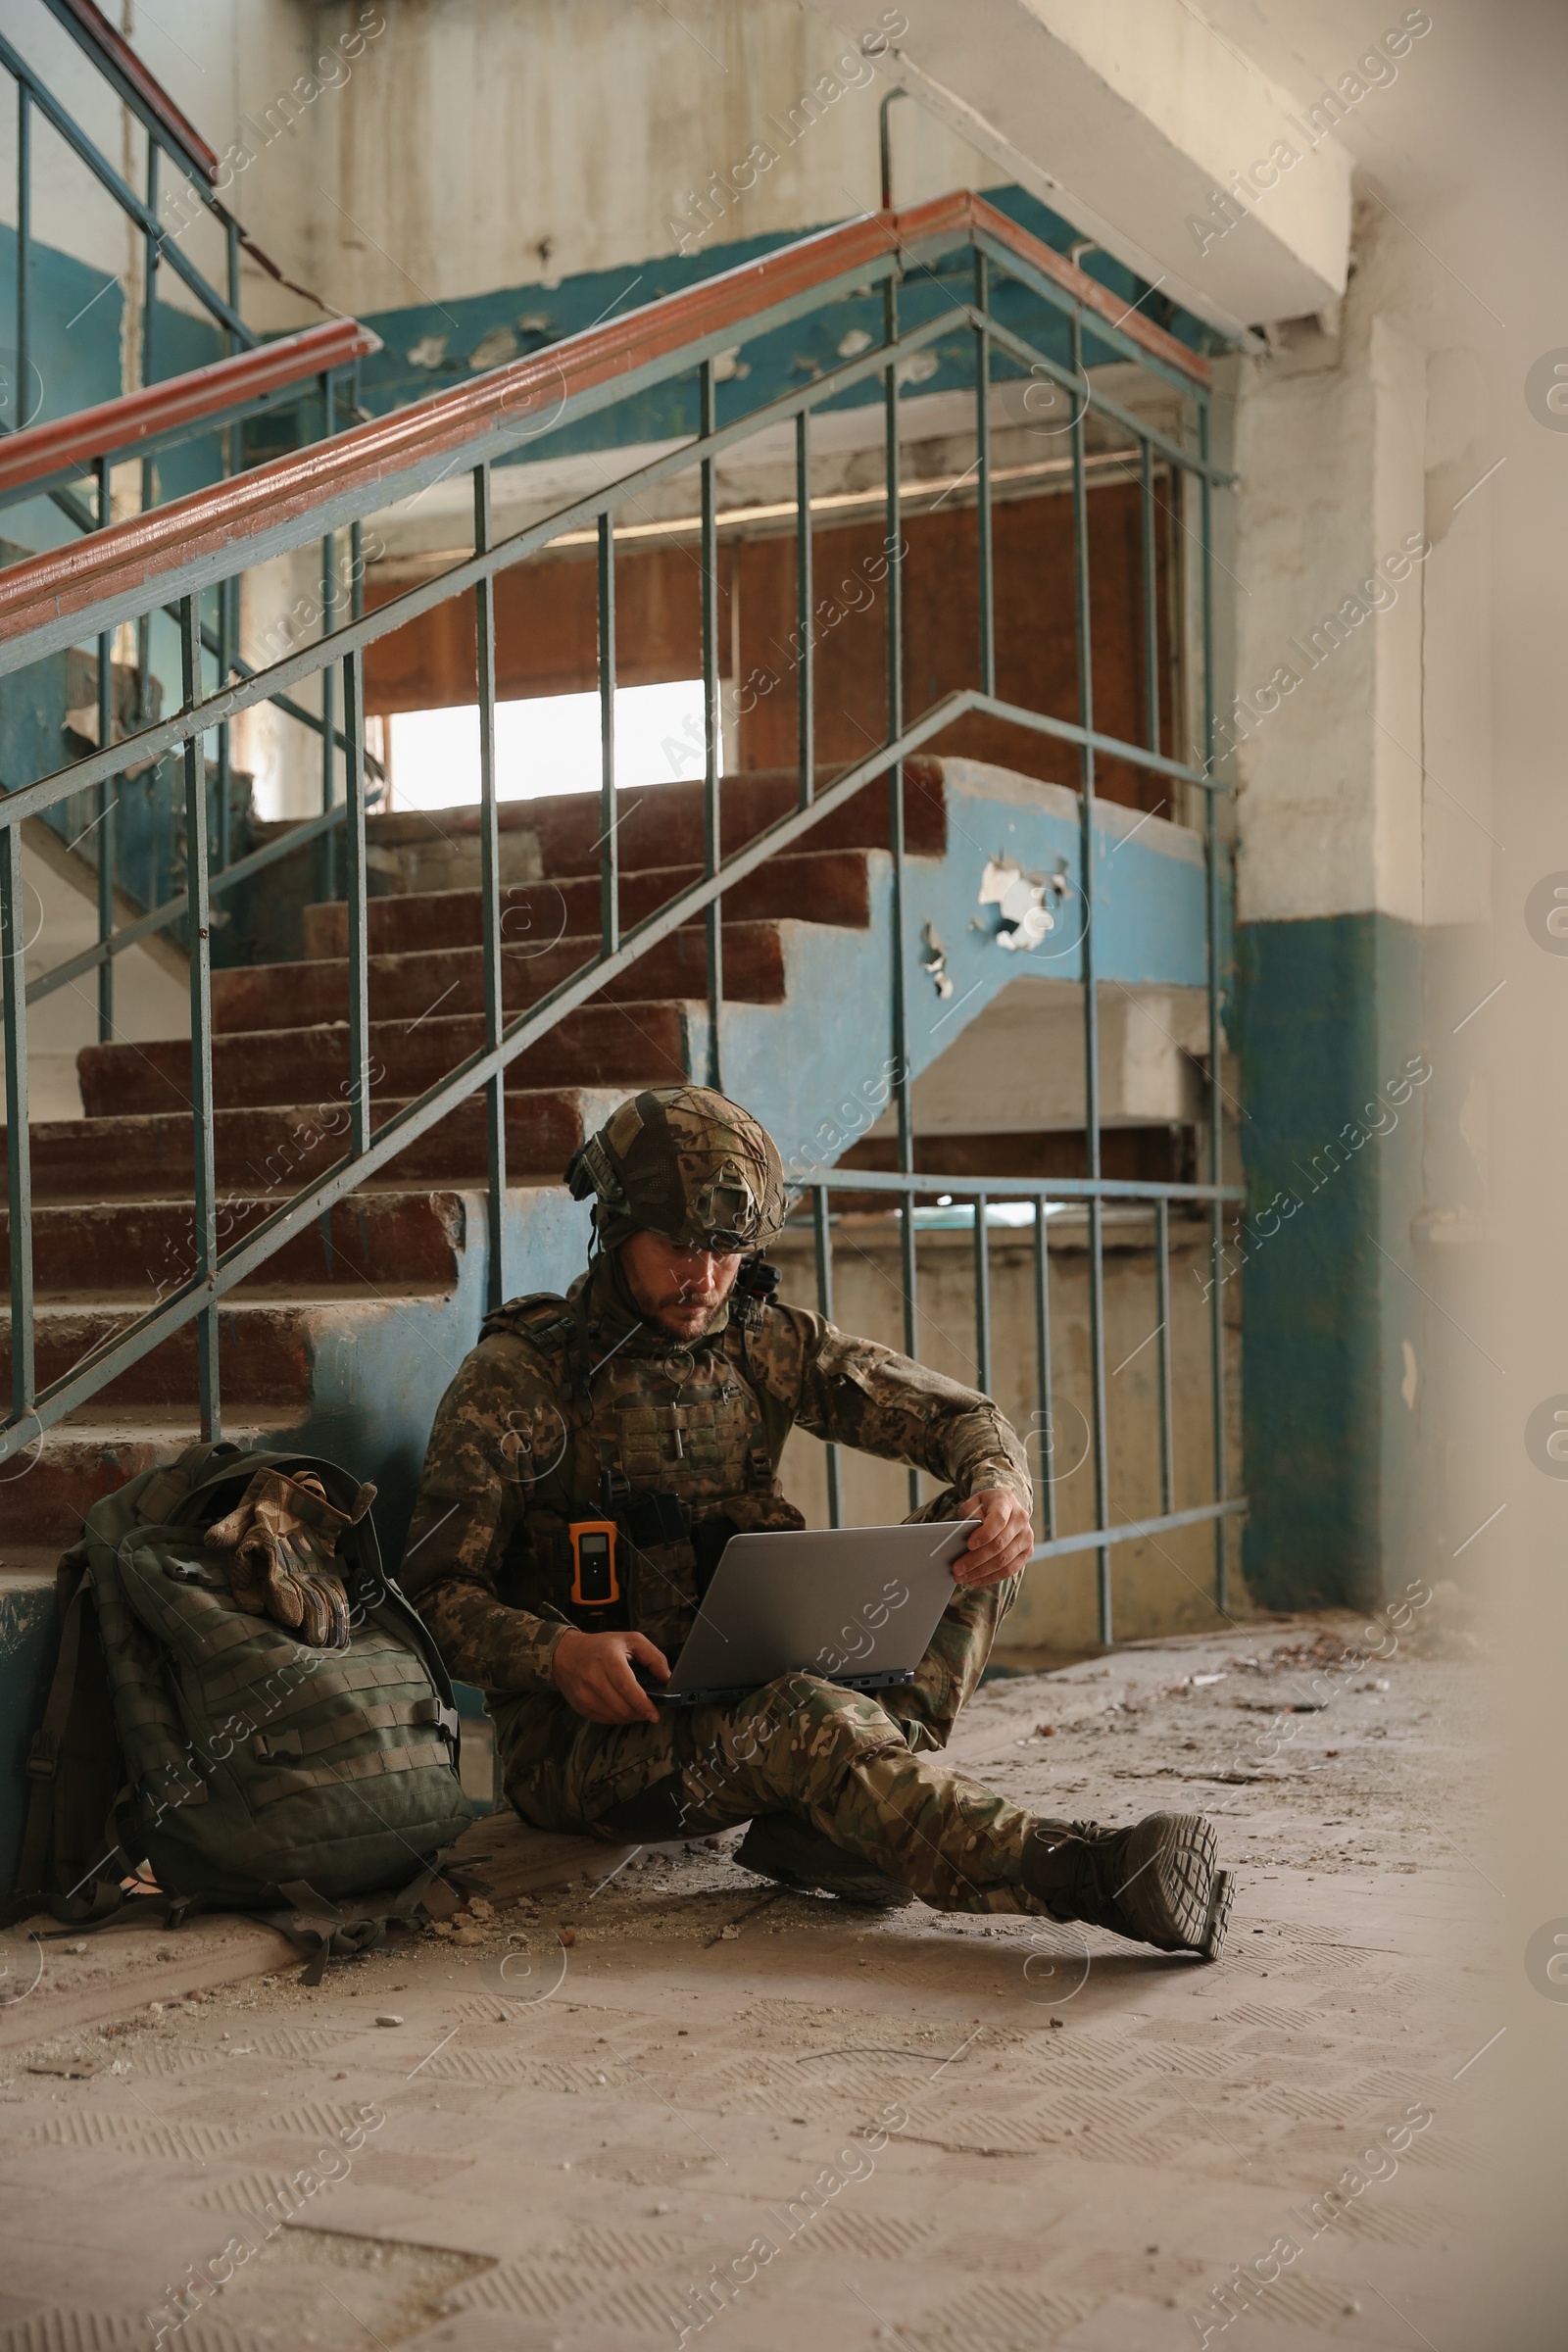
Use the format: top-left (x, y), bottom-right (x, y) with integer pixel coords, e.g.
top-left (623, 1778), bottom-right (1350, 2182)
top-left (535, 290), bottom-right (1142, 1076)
top-left (568, 1519), bottom-right (621, 1609)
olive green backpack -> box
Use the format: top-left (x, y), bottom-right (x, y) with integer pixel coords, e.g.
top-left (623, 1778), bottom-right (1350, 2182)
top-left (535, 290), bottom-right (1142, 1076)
top-left (11, 1441), bottom-right (473, 1972)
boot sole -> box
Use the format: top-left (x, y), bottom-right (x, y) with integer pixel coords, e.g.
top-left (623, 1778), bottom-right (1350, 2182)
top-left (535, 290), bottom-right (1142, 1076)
top-left (1127, 1814), bottom-right (1224, 1954)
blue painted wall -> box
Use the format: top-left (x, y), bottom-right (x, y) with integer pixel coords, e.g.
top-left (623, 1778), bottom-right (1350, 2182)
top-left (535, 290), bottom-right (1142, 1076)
top-left (0, 224), bottom-right (228, 556)
top-left (0, 229), bottom-right (253, 943)
top-left (340, 186), bottom-right (1216, 469)
top-left (1235, 909), bottom-right (1426, 1610)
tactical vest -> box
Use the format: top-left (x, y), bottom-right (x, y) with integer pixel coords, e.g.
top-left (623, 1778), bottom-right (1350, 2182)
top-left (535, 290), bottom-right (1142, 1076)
top-left (485, 1289), bottom-right (804, 1661)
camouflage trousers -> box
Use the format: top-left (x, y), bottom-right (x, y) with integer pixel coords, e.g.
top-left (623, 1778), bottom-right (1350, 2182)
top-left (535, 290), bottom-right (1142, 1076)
top-left (489, 1572), bottom-right (1054, 1916)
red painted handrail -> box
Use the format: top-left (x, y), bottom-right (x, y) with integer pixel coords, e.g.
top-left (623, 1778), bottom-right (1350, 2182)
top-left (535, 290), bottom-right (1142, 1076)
top-left (0, 192), bottom-right (1206, 650)
top-left (0, 318), bottom-right (382, 502)
top-left (47, 0), bottom-right (220, 184)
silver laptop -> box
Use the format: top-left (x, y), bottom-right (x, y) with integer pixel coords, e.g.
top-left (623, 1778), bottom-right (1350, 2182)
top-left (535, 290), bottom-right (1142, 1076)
top-left (652, 1522), bottom-right (972, 1705)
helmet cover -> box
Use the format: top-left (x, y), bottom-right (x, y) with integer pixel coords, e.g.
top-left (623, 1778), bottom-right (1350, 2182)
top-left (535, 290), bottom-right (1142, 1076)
top-left (565, 1086), bottom-right (786, 1252)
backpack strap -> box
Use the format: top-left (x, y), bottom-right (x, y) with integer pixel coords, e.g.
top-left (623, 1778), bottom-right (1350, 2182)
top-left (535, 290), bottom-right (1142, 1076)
top-left (13, 1575), bottom-right (90, 1907)
top-left (251, 1694), bottom-right (457, 1762)
top-left (8, 1559), bottom-right (128, 1925)
top-left (247, 1738), bottom-right (453, 1809)
top-left (269, 1855), bottom-right (449, 1985)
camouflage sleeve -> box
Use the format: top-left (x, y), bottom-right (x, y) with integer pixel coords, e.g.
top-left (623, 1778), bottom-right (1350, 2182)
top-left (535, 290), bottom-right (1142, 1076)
top-left (399, 1334), bottom-right (570, 1695)
top-left (748, 1303), bottom-right (1032, 1512)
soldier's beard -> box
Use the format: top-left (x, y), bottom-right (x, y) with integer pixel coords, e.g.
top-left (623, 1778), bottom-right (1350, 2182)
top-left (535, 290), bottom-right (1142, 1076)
top-left (636, 1285), bottom-right (733, 1342)
top-left (617, 1239), bottom-right (739, 1341)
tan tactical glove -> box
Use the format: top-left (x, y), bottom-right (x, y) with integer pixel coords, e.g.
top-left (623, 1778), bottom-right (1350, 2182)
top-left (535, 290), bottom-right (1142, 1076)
top-left (207, 1467), bottom-right (375, 1653)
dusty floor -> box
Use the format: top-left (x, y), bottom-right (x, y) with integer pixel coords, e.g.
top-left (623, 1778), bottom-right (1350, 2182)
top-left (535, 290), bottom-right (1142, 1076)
top-left (0, 1603), bottom-right (1494, 2351)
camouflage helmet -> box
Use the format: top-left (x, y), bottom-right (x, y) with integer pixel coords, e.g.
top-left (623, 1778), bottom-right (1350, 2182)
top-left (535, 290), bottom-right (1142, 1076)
top-left (565, 1086), bottom-right (786, 1252)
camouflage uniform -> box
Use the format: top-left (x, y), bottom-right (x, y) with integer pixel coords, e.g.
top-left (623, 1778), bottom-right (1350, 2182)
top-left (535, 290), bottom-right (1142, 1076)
top-left (400, 1087), bottom-right (1038, 1914)
top-left (404, 1299), bottom-right (1044, 1907)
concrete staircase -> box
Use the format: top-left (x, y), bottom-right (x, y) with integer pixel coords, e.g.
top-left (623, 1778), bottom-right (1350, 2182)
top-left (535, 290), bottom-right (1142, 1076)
top-left (0, 744), bottom-right (1214, 1578)
top-left (0, 762), bottom-right (939, 1572)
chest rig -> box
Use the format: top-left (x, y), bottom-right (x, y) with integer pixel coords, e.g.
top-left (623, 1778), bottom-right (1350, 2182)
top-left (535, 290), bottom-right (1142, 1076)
top-left (493, 1280), bottom-right (799, 1661)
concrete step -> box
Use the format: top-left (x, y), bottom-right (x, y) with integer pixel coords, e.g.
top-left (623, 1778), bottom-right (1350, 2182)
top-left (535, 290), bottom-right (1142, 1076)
top-left (0, 1419), bottom-right (297, 1550)
top-left (0, 1295), bottom-right (441, 1413)
top-left (0, 1189), bottom-right (467, 1301)
top-left (210, 921), bottom-right (785, 1036)
top-left (345, 760), bottom-right (944, 888)
top-left (2, 1088), bottom-right (618, 1203)
top-left (79, 1000), bottom-right (690, 1117)
top-left (302, 847), bottom-right (874, 959)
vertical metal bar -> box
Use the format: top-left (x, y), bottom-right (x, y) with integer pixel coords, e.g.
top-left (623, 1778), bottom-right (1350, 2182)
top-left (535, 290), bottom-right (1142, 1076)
top-left (473, 462), bottom-right (507, 1309)
top-left (95, 457), bottom-right (115, 1044)
top-left (350, 522), bottom-right (366, 811)
top-left (1, 822), bottom-right (33, 1424)
top-left (1033, 1198), bottom-right (1055, 1543)
top-left (136, 140), bottom-right (158, 720)
top-left (884, 257), bottom-right (917, 1505)
top-left (215, 213), bottom-right (239, 880)
top-left (972, 1192), bottom-right (991, 1396)
top-left (878, 88), bottom-right (903, 210)
top-left (141, 130), bottom-right (158, 384)
top-left (180, 598), bottom-right (220, 1440)
top-left (1200, 406), bottom-right (1227, 1609)
top-left (700, 359), bottom-right (723, 1092)
top-left (225, 216), bottom-right (240, 328)
top-left (319, 371), bottom-right (337, 900)
top-left (342, 647), bottom-right (371, 1162)
top-left (1140, 438), bottom-right (1160, 759)
top-left (597, 512), bottom-right (618, 956)
top-left (1070, 306), bottom-right (1112, 1645)
top-left (216, 573), bottom-right (232, 875)
top-left (215, 192), bottom-right (236, 881)
top-left (974, 250), bottom-right (995, 698)
top-left (351, 519), bottom-right (367, 827)
top-left (812, 1186), bottom-right (844, 1529)
top-left (15, 82), bottom-right (29, 428)
top-left (1156, 1195), bottom-right (1175, 1517)
top-left (795, 408), bottom-right (813, 809)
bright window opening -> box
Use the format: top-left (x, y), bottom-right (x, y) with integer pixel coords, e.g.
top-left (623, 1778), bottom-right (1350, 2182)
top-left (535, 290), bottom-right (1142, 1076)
top-left (383, 678), bottom-right (726, 812)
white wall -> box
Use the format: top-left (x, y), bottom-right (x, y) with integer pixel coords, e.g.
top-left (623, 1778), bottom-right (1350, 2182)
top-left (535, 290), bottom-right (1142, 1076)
top-left (0, 1), bottom-right (1004, 358)
top-left (1227, 220), bottom-right (1431, 927)
top-left (303, 2), bottom-right (1000, 315)
top-left (864, 977), bottom-right (1209, 1136)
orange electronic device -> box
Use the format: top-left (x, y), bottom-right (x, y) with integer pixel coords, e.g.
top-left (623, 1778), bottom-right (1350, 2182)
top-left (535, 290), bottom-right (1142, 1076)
top-left (568, 1519), bottom-right (621, 1609)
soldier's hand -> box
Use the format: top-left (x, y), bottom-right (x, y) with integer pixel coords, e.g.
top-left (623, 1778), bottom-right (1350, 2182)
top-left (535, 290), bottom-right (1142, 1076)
top-left (553, 1629), bottom-right (669, 1724)
top-left (955, 1488), bottom-right (1034, 1587)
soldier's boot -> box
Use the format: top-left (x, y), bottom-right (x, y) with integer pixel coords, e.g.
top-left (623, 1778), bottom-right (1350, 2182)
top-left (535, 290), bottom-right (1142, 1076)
top-left (735, 1813), bottom-right (914, 1909)
top-left (1020, 1811), bottom-right (1233, 1959)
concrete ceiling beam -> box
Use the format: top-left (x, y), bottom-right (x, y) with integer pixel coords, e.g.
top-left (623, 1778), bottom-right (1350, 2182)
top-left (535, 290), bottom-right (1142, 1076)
top-left (819, 0), bottom-right (1354, 336)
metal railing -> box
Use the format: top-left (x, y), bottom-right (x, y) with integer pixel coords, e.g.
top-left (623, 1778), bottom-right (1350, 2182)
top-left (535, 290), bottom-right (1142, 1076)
top-left (3, 0), bottom-right (251, 424)
top-left (0, 318), bottom-right (378, 510)
top-left (805, 1174), bottom-right (1247, 1625)
top-left (1, 1), bottom-right (385, 1036)
top-left (0, 188), bottom-right (1244, 1639)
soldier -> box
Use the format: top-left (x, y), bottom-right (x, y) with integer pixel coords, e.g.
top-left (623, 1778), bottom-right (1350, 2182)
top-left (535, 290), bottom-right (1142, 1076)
top-left (402, 1085), bottom-right (1231, 1956)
